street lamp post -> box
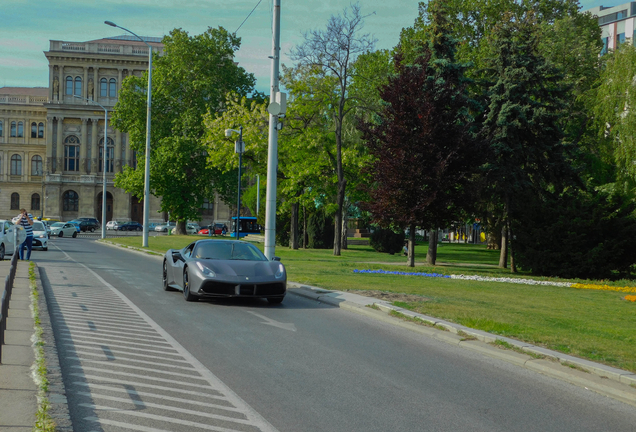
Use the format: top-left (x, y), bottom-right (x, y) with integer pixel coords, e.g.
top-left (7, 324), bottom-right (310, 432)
top-left (105, 20), bottom-right (153, 247)
top-left (73, 95), bottom-right (108, 239)
top-left (225, 127), bottom-right (243, 238)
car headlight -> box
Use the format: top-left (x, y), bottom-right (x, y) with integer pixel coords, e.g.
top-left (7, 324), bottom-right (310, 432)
top-left (38, 234), bottom-right (46, 238)
top-left (275, 263), bottom-right (285, 279)
top-left (196, 261), bottom-right (216, 277)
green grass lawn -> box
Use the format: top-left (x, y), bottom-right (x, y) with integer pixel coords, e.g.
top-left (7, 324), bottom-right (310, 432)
top-left (106, 235), bottom-right (636, 373)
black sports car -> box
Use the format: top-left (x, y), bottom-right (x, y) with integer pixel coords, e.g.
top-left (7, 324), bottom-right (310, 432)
top-left (163, 239), bottom-right (286, 303)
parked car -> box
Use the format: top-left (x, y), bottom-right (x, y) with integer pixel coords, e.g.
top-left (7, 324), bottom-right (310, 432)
top-left (171, 224), bottom-right (198, 235)
top-left (155, 222), bottom-right (176, 233)
top-left (31, 221), bottom-right (48, 251)
top-left (106, 220), bottom-right (125, 230)
top-left (78, 220), bottom-right (99, 232)
top-left (118, 221), bottom-right (143, 231)
top-left (0, 220), bottom-right (17, 260)
top-left (49, 222), bottom-right (78, 238)
top-left (197, 223), bottom-right (227, 236)
top-left (78, 217), bottom-right (100, 227)
top-left (67, 220), bottom-right (82, 233)
top-left (162, 239), bottom-right (286, 303)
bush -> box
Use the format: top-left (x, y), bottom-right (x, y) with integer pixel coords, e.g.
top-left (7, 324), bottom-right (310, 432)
top-left (514, 191), bottom-right (636, 280)
top-left (370, 227), bottom-right (404, 254)
top-left (307, 209), bottom-right (334, 249)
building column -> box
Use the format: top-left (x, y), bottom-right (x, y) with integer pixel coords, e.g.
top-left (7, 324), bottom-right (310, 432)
top-left (56, 117), bottom-right (64, 173)
top-left (91, 118), bottom-right (98, 174)
top-left (81, 118), bottom-right (88, 174)
top-left (118, 68), bottom-right (123, 94)
top-left (48, 65), bottom-right (54, 102)
top-left (45, 116), bottom-right (54, 172)
top-left (93, 67), bottom-right (99, 100)
top-left (114, 129), bottom-right (122, 172)
top-left (83, 66), bottom-right (88, 101)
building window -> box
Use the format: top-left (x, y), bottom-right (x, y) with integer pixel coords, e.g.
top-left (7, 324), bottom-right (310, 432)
top-left (601, 37), bottom-right (609, 55)
top-left (0, 120), bottom-right (3, 137)
top-left (201, 198), bottom-right (214, 215)
top-left (109, 78), bottom-right (117, 98)
top-left (17, 122), bottom-right (23, 138)
top-left (31, 193), bottom-right (40, 211)
top-left (11, 193), bottom-right (19, 210)
top-left (64, 135), bottom-right (80, 172)
top-left (10, 154), bottom-right (22, 175)
top-left (10, 121), bottom-right (16, 137)
top-left (100, 78), bottom-right (107, 97)
top-left (618, 33), bottom-right (626, 46)
top-left (74, 76), bottom-right (82, 96)
top-left (99, 137), bottom-right (115, 172)
top-left (31, 122), bottom-right (37, 138)
top-left (63, 190), bottom-right (79, 211)
top-left (32, 155), bottom-right (43, 176)
top-left (66, 76), bottom-right (73, 95)
top-left (38, 122), bottom-right (44, 138)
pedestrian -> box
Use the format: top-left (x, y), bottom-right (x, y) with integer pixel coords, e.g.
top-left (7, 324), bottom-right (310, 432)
top-left (17, 208), bottom-right (34, 260)
top-left (222, 225), bottom-right (227, 236)
top-left (403, 242), bottom-right (408, 256)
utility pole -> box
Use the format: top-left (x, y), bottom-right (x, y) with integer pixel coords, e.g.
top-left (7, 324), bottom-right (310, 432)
top-left (264, 0), bottom-right (281, 260)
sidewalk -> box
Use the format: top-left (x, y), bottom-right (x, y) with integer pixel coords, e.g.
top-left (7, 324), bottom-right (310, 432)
top-left (0, 261), bottom-right (38, 431)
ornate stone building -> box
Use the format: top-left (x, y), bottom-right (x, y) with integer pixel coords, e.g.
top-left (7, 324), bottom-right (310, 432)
top-left (0, 35), bottom-right (232, 225)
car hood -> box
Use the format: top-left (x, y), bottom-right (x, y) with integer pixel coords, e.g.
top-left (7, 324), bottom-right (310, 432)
top-left (197, 259), bottom-right (281, 277)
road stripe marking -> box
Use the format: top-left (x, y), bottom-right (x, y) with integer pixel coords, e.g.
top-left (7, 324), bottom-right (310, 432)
top-left (66, 346), bottom-right (191, 363)
top-left (82, 406), bottom-right (255, 432)
top-left (59, 318), bottom-right (158, 334)
top-left (69, 351), bottom-right (196, 370)
top-left (83, 417), bottom-right (173, 432)
top-left (74, 382), bottom-right (241, 412)
top-left (60, 335), bottom-right (178, 351)
top-left (71, 374), bottom-right (229, 400)
top-left (60, 329), bottom-right (171, 344)
top-left (63, 341), bottom-right (184, 357)
top-left (76, 392), bottom-right (252, 424)
top-left (72, 366), bottom-right (222, 389)
top-left (66, 357), bottom-right (203, 378)
top-left (50, 310), bottom-right (152, 325)
top-left (60, 326), bottom-right (167, 340)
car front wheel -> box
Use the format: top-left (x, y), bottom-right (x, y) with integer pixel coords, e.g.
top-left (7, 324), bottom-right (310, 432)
top-left (72, 232), bottom-right (77, 238)
top-left (163, 260), bottom-right (176, 291)
top-left (90, 227), bottom-right (95, 232)
top-left (183, 268), bottom-right (197, 302)
top-left (0, 243), bottom-right (5, 261)
top-left (59, 232), bottom-right (64, 238)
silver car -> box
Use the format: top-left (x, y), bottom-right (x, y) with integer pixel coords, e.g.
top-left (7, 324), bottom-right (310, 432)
top-left (162, 239), bottom-right (286, 304)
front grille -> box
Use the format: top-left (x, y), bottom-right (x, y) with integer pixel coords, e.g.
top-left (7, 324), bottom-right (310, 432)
top-left (199, 281), bottom-right (285, 296)
top-left (255, 283), bottom-right (286, 296)
top-left (200, 281), bottom-right (236, 295)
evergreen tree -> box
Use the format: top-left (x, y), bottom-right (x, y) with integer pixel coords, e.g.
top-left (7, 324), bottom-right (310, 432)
top-left (359, 0), bottom-right (480, 267)
top-left (480, 13), bottom-right (577, 271)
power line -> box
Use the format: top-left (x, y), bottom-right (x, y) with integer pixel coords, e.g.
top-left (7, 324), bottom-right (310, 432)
top-left (235, 0), bottom-right (264, 34)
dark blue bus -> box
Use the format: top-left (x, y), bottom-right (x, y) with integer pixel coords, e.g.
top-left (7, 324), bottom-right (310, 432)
top-left (230, 216), bottom-right (262, 238)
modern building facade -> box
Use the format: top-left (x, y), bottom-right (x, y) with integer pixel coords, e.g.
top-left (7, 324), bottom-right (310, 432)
top-left (587, 2), bottom-right (636, 53)
top-left (0, 36), bottom-right (232, 225)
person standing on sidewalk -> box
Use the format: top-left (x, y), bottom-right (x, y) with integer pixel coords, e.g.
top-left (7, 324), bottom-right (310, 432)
top-left (17, 208), bottom-right (34, 260)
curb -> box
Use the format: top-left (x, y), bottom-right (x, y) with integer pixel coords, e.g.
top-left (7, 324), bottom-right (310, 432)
top-left (288, 282), bottom-right (636, 408)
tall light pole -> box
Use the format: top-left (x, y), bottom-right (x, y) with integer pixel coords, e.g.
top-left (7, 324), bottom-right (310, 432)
top-left (105, 20), bottom-right (153, 247)
top-left (225, 127), bottom-right (244, 238)
top-left (73, 95), bottom-right (108, 239)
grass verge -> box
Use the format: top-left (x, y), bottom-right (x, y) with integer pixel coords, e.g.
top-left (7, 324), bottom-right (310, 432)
top-left (29, 262), bottom-right (56, 432)
top-left (103, 236), bottom-right (636, 373)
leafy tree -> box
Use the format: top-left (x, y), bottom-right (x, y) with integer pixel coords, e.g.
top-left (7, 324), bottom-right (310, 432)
top-left (290, 2), bottom-right (376, 256)
top-left (480, 13), bottom-right (578, 271)
top-left (359, 0), bottom-right (480, 267)
top-left (112, 27), bottom-right (255, 233)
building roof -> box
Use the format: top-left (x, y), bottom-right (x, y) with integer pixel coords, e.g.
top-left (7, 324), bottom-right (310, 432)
top-left (86, 35), bottom-right (163, 48)
top-left (0, 87), bottom-right (48, 96)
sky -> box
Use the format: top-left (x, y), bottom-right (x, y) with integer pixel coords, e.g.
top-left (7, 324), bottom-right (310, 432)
top-left (0, 0), bottom-right (616, 94)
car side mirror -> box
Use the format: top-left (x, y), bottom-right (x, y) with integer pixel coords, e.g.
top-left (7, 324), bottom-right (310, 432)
top-left (272, 256), bottom-right (281, 262)
top-left (172, 251), bottom-right (183, 263)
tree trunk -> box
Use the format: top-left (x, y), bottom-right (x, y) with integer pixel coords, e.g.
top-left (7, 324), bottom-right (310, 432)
top-left (508, 218), bottom-right (516, 273)
top-left (290, 202), bottom-right (299, 250)
top-left (408, 223), bottom-right (416, 267)
top-left (303, 205), bottom-right (308, 249)
top-left (499, 223), bottom-right (508, 268)
top-left (427, 228), bottom-right (437, 265)
top-left (341, 203), bottom-right (349, 250)
top-left (175, 220), bottom-right (186, 235)
top-left (333, 178), bottom-right (346, 256)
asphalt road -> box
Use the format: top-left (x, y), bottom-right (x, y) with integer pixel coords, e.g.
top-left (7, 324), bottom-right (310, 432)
top-left (34, 237), bottom-right (636, 432)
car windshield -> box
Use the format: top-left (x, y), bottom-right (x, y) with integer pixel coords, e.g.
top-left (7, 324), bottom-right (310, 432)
top-left (32, 222), bottom-right (46, 231)
top-left (193, 242), bottom-right (267, 261)
top-left (51, 222), bottom-right (64, 227)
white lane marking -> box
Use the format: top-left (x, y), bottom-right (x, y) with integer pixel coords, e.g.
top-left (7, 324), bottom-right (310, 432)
top-left (83, 417), bottom-right (173, 432)
top-left (63, 340), bottom-right (184, 356)
top-left (82, 406), bottom-right (250, 432)
top-left (75, 382), bottom-right (242, 412)
top-left (58, 317), bottom-right (158, 334)
top-left (56, 247), bottom-right (279, 432)
top-left (60, 335), bottom-right (178, 350)
top-left (66, 353), bottom-right (198, 371)
top-left (61, 329), bottom-right (172, 345)
top-left (70, 352), bottom-right (196, 371)
top-left (77, 392), bottom-right (253, 425)
top-left (246, 311), bottom-right (297, 332)
top-left (61, 326), bottom-right (167, 340)
top-left (51, 307), bottom-right (145, 320)
top-left (71, 374), bottom-right (229, 401)
top-left (67, 346), bottom-right (191, 363)
top-left (73, 366), bottom-right (226, 389)
top-left (67, 357), bottom-right (204, 379)
top-left (50, 310), bottom-right (152, 326)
